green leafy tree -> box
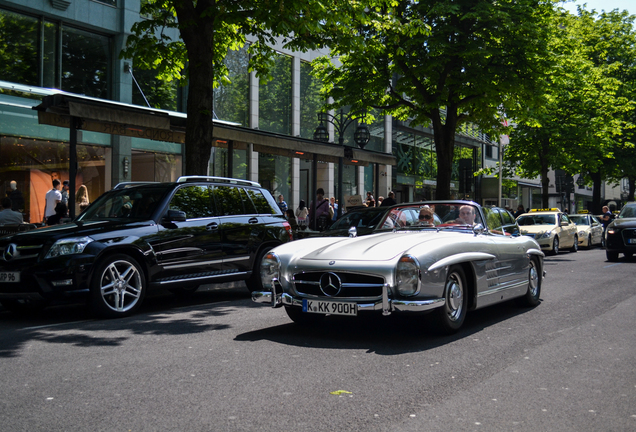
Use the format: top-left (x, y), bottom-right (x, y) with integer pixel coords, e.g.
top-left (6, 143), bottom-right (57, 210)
top-left (121, 0), bottom-right (343, 175)
top-left (505, 8), bottom-right (635, 210)
top-left (312, 0), bottom-right (555, 199)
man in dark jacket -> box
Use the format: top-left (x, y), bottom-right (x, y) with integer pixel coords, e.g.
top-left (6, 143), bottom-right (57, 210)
top-left (380, 191), bottom-right (397, 207)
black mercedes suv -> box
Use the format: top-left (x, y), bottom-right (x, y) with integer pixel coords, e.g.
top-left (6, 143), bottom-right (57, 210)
top-left (0, 176), bottom-right (293, 317)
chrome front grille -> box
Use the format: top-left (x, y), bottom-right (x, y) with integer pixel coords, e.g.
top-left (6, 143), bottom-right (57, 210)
top-left (0, 244), bottom-right (44, 263)
top-left (293, 271), bottom-right (385, 299)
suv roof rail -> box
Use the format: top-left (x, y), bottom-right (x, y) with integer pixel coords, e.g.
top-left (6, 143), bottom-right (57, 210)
top-left (114, 182), bottom-right (159, 189)
top-left (176, 176), bottom-right (261, 187)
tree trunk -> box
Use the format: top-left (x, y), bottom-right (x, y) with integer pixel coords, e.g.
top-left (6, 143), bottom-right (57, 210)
top-left (540, 137), bottom-right (550, 208)
top-left (590, 171), bottom-right (603, 213)
top-left (629, 176), bottom-right (635, 202)
top-left (176, 2), bottom-right (215, 176)
top-left (431, 111), bottom-right (456, 200)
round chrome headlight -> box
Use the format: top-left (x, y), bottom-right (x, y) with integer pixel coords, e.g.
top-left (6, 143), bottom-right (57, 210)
top-left (260, 252), bottom-right (281, 290)
top-left (396, 254), bottom-right (420, 296)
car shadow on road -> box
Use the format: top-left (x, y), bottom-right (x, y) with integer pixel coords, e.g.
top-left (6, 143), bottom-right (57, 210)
top-left (0, 285), bottom-right (252, 359)
top-left (234, 301), bottom-right (542, 355)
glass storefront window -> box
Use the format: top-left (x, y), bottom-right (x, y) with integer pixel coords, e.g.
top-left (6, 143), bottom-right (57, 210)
top-left (258, 153), bottom-right (291, 202)
top-left (0, 9), bottom-right (112, 97)
top-left (259, 53), bottom-right (292, 135)
top-left (61, 26), bottom-right (110, 99)
top-left (0, 136), bottom-right (106, 224)
top-left (299, 61), bottom-right (323, 139)
top-left (0, 10), bottom-right (38, 86)
top-left (209, 147), bottom-right (248, 179)
top-left (335, 163), bottom-right (357, 198)
top-left (131, 151), bottom-right (182, 183)
top-left (364, 109), bottom-right (384, 152)
top-left (214, 45), bottom-right (249, 126)
top-left (43, 21), bottom-right (58, 89)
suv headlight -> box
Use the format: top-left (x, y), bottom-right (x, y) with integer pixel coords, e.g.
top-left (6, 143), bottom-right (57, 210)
top-left (45, 236), bottom-right (93, 259)
top-left (396, 254), bottom-right (420, 296)
top-left (260, 252), bottom-right (281, 290)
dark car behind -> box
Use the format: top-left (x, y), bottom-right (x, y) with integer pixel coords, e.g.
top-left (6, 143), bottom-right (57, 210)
top-left (605, 202), bottom-right (636, 261)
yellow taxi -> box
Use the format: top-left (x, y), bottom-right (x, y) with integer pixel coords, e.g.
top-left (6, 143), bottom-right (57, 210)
top-left (569, 211), bottom-right (603, 248)
top-left (516, 208), bottom-right (579, 255)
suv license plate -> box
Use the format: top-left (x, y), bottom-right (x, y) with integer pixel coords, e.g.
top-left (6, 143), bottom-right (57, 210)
top-left (0, 272), bottom-right (20, 283)
top-left (302, 299), bottom-right (357, 316)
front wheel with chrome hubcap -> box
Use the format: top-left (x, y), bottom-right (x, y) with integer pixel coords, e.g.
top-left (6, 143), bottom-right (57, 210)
top-left (90, 254), bottom-right (146, 318)
top-left (434, 265), bottom-right (468, 334)
top-left (518, 256), bottom-right (541, 307)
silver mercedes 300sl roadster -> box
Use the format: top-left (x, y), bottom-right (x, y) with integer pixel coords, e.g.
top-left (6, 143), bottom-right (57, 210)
top-left (252, 201), bottom-right (545, 334)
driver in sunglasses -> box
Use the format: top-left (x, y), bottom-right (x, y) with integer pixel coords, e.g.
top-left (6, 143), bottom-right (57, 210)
top-left (418, 206), bottom-right (435, 226)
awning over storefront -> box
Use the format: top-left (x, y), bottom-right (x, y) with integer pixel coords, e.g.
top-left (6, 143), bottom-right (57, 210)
top-left (33, 92), bottom-right (396, 167)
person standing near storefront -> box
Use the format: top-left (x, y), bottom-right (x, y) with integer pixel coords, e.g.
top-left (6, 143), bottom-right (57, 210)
top-left (43, 179), bottom-right (62, 224)
top-left (0, 197), bottom-right (23, 224)
top-left (309, 188), bottom-right (331, 231)
top-left (295, 200), bottom-right (308, 227)
top-left (75, 184), bottom-right (90, 215)
top-left (277, 194), bottom-right (288, 213)
top-left (330, 197), bottom-right (338, 222)
top-left (380, 191), bottom-right (397, 207)
top-left (61, 180), bottom-right (70, 206)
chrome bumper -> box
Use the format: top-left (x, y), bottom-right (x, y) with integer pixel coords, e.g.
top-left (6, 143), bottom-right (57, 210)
top-left (251, 282), bottom-right (445, 316)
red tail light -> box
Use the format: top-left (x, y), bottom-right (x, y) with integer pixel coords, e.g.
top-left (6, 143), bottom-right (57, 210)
top-left (283, 221), bottom-right (294, 241)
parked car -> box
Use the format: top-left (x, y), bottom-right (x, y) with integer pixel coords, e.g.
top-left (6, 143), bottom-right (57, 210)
top-left (0, 176), bottom-right (293, 317)
top-left (604, 202), bottom-right (636, 261)
top-left (252, 200), bottom-right (544, 334)
top-left (569, 213), bottom-right (603, 249)
top-left (319, 203), bottom-right (442, 237)
top-left (516, 209), bottom-right (578, 255)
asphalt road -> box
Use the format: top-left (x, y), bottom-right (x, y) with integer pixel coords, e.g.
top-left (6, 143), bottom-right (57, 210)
top-left (0, 247), bottom-right (634, 432)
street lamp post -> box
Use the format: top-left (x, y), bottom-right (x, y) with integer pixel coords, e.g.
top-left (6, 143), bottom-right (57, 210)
top-left (313, 109), bottom-right (370, 221)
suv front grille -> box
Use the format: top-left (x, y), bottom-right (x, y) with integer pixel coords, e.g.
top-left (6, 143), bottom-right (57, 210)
top-left (620, 228), bottom-right (636, 246)
top-left (0, 243), bottom-right (44, 264)
top-left (293, 271), bottom-right (384, 299)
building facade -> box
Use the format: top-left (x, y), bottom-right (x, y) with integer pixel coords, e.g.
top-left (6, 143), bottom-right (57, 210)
top-left (1, 0), bottom-right (516, 225)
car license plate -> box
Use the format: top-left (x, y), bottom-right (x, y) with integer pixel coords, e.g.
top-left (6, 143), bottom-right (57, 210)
top-left (302, 299), bottom-right (357, 316)
top-left (628, 239), bottom-right (636, 244)
top-left (0, 272), bottom-right (20, 283)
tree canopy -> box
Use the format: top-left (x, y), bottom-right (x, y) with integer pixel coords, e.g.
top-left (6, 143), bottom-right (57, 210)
top-left (121, 0), bottom-right (342, 175)
top-left (312, 0), bottom-right (556, 199)
top-left (504, 7), bottom-right (636, 210)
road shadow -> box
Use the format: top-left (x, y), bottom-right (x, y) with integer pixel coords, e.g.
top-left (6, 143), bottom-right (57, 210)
top-left (234, 300), bottom-right (542, 355)
top-left (0, 283), bottom-right (252, 358)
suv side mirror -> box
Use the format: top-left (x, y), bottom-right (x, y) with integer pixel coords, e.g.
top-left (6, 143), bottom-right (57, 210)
top-left (164, 209), bottom-right (186, 222)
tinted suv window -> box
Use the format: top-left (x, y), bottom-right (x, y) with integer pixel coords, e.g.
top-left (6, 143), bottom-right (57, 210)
top-left (245, 188), bottom-right (276, 214)
top-left (169, 185), bottom-right (214, 219)
top-left (239, 188), bottom-right (258, 214)
top-left (79, 186), bottom-right (167, 220)
top-left (214, 186), bottom-right (245, 215)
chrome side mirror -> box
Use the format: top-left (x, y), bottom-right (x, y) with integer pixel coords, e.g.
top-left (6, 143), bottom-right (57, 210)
top-left (473, 223), bottom-right (486, 235)
top-left (348, 226), bottom-right (357, 238)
